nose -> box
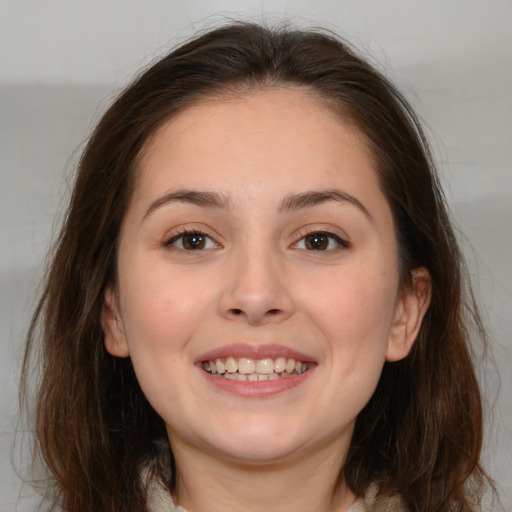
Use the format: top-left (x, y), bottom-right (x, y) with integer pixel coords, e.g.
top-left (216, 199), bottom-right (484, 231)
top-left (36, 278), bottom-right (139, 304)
top-left (218, 246), bottom-right (295, 326)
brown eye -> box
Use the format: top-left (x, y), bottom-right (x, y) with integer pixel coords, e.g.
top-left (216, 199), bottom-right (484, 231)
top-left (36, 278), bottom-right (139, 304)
top-left (166, 231), bottom-right (217, 251)
top-left (305, 233), bottom-right (329, 250)
top-left (293, 231), bottom-right (349, 251)
top-left (183, 233), bottom-right (206, 250)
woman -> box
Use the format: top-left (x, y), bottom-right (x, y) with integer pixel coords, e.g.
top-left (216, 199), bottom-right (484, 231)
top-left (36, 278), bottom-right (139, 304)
top-left (22, 22), bottom-right (492, 511)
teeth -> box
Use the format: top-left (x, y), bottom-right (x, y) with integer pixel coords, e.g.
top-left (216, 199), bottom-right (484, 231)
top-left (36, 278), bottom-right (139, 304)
top-left (202, 356), bottom-right (310, 379)
top-left (238, 358), bottom-right (256, 374)
top-left (256, 358), bottom-right (274, 374)
top-left (274, 357), bottom-right (286, 373)
top-left (285, 359), bottom-right (296, 374)
top-left (225, 357), bottom-right (237, 373)
top-left (215, 358), bottom-right (225, 374)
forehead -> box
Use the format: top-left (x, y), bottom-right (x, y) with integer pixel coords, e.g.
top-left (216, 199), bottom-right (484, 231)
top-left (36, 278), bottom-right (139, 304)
top-left (122, 86), bottom-right (397, 253)
top-left (136, 87), bottom-right (379, 196)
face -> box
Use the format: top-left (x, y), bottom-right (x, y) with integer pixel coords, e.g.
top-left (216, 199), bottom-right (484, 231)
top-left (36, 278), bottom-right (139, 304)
top-left (103, 88), bottom-right (430, 466)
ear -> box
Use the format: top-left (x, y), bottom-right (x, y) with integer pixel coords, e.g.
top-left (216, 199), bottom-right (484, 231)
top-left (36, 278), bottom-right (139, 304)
top-left (101, 284), bottom-right (130, 358)
top-left (386, 267), bottom-right (432, 362)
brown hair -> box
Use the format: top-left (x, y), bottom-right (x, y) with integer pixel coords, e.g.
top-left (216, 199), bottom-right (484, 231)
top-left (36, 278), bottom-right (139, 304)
top-left (22, 22), bottom-right (492, 511)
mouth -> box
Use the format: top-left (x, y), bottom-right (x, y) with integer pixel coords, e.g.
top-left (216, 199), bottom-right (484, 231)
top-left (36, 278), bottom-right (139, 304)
top-left (202, 356), bottom-right (310, 381)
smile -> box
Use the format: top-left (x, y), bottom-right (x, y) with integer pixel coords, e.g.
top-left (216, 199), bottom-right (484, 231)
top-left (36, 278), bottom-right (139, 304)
top-left (202, 356), bottom-right (309, 381)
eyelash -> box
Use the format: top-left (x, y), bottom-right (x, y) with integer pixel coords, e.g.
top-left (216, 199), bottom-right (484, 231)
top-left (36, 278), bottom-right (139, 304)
top-left (164, 229), bottom-right (349, 252)
top-left (292, 231), bottom-right (350, 252)
top-left (164, 230), bottom-right (219, 251)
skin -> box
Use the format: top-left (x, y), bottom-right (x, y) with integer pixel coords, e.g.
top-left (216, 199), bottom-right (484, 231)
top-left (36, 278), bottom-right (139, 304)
top-left (102, 87), bottom-right (431, 512)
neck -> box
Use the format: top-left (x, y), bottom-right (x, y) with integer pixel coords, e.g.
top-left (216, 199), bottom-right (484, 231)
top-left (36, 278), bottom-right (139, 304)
top-left (169, 433), bottom-right (356, 512)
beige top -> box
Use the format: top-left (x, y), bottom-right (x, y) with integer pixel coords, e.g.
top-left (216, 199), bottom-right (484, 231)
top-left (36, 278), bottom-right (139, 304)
top-left (146, 478), bottom-right (406, 512)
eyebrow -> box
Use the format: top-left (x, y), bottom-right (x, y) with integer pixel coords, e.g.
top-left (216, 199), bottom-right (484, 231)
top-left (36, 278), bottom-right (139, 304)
top-left (143, 189), bottom-right (233, 220)
top-left (142, 188), bottom-right (373, 223)
top-left (279, 189), bottom-right (373, 222)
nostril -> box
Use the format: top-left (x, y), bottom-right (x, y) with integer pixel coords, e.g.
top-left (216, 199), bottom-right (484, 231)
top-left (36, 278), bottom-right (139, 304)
top-left (224, 307), bottom-right (286, 323)
top-left (228, 308), bottom-right (280, 318)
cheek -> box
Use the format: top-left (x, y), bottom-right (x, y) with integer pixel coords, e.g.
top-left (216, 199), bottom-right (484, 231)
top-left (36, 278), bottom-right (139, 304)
top-left (118, 260), bottom-right (217, 361)
top-left (116, 263), bottom-right (220, 416)
top-left (302, 263), bottom-right (398, 363)
top-left (301, 267), bottom-right (398, 422)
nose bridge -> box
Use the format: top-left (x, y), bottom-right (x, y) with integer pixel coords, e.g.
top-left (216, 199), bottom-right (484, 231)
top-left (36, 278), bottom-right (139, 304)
top-left (219, 236), bottom-right (293, 324)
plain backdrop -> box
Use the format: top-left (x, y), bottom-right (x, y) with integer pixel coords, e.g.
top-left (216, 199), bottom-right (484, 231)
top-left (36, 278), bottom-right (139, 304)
top-left (1, 1), bottom-right (511, 510)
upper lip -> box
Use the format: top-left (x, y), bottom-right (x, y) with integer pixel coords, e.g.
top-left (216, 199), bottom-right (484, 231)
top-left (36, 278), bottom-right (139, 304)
top-left (196, 343), bottom-right (316, 363)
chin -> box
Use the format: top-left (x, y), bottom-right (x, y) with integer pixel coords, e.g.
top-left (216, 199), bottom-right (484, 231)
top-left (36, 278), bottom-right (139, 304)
top-left (185, 416), bottom-right (341, 467)
top-left (210, 438), bottom-right (304, 466)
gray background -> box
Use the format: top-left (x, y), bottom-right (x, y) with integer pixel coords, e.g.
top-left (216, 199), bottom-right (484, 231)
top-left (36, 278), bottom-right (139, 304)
top-left (1, 1), bottom-right (510, 510)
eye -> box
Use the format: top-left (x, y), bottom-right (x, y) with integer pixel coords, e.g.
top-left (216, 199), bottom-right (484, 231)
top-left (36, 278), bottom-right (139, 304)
top-left (293, 232), bottom-right (349, 251)
top-left (166, 231), bottom-right (218, 251)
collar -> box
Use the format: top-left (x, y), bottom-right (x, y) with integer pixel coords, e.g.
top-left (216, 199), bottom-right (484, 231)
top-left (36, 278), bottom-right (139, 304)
top-left (146, 478), bottom-right (405, 512)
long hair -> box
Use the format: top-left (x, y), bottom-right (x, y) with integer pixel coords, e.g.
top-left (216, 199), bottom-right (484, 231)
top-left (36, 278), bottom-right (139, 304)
top-left (22, 22), bottom-right (491, 511)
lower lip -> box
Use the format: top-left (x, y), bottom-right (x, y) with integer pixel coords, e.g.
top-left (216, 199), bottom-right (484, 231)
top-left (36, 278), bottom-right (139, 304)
top-left (198, 366), bottom-right (315, 397)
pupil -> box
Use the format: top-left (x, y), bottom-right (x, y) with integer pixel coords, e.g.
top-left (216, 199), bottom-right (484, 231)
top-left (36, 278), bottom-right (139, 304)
top-left (307, 234), bottom-right (328, 250)
top-left (184, 234), bottom-right (205, 249)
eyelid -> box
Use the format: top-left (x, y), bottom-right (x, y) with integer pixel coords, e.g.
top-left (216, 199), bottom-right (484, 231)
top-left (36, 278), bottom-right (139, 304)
top-left (163, 225), bottom-right (222, 250)
top-left (291, 227), bottom-right (350, 251)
